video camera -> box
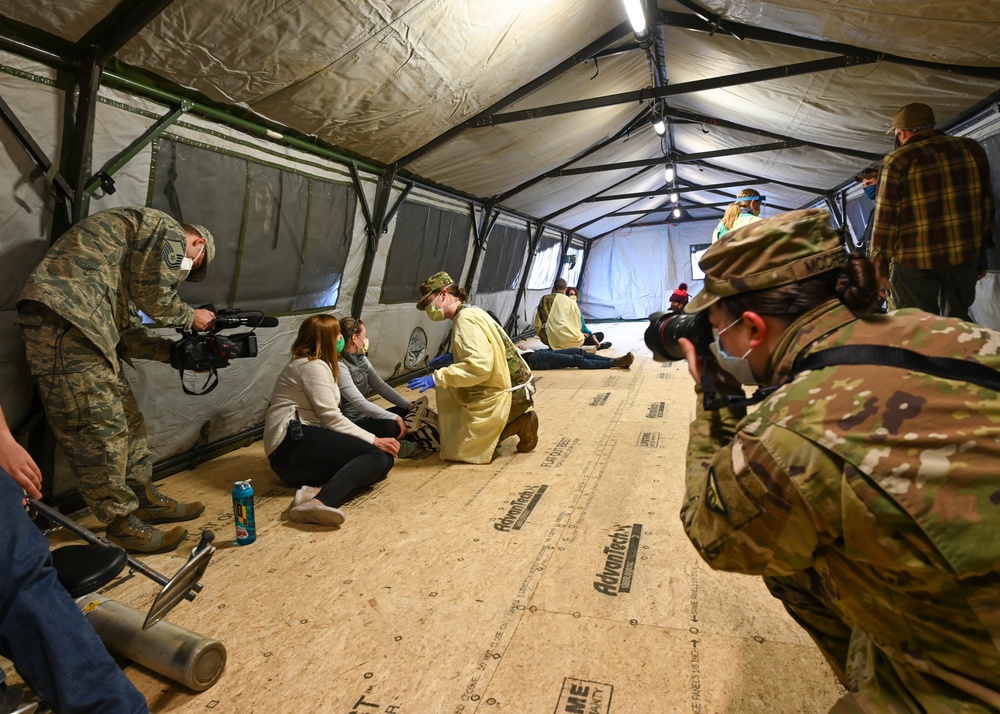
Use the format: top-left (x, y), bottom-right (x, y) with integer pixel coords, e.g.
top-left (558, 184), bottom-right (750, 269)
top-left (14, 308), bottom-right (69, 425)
top-left (170, 307), bottom-right (279, 395)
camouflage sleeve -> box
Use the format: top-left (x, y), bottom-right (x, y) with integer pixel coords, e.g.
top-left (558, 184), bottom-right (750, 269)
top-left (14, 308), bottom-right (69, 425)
top-left (681, 400), bottom-right (824, 577)
top-left (121, 326), bottom-right (174, 363)
top-left (128, 221), bottom-right (195, 329)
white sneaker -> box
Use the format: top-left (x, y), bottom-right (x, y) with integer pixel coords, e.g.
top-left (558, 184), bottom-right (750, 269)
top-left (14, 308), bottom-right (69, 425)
top-left (292, 486), bottom-right (320, 508)
top-left (289, 500), bottom-right (346, 526)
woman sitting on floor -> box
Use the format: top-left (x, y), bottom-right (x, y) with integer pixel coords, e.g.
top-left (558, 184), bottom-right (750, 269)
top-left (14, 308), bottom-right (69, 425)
top-left (264, 314), bottom-right (399, 527)
top-left (337, 316), bottom-right (438, 458)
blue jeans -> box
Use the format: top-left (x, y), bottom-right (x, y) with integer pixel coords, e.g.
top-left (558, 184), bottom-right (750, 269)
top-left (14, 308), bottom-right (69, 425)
top-left (0, 472), bottom-right (148, 713)
top-left (525, 348), bottom-right (615, 370)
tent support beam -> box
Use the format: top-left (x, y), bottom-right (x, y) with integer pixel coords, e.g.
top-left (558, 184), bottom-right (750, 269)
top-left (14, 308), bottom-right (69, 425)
top-left (590, 179), bottom-right (765, 203)
top-left (465, 202), bottom-right (498, 293)
top-left (493, 111), bottom-right (651, 204)
top-left (664, 107), bottom-right (883, 162)
top-left (60, 46), bottom-right (102, 227)
top-left (507, 222), bottom-right (545, 335)
top-left (75, 0), bottom-right (177, 66)
top-left (350, 164), bottom-right (398, 318)
top-left (549, 140), bottom-right (802, 177)
top-left (656, 9), bottom-right (1000, 82)
top-left (84, 101), bottom-right (191, 197)
top-left (0, 93), bottom-right (75, 222)
top-left (469, 54), bottom-right (880, 127)
top-left (395, 22), bottom-right (633, 169)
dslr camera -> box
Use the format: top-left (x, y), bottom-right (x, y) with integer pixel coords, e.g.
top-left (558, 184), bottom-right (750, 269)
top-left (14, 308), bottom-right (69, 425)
top-left (644, 310), bottom-right (712, 362)
top-left (170, 307), bottom-right (278, 394)
top-left (645, 310), bottom-right (764, 410)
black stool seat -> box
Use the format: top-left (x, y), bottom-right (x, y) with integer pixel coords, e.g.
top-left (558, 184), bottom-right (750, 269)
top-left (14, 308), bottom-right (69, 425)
top-left (50, 544), bottom-right (128, 598)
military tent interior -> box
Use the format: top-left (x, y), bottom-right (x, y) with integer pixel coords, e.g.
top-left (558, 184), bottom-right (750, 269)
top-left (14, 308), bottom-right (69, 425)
top-left (2, 1), bottom-right (1000, 712)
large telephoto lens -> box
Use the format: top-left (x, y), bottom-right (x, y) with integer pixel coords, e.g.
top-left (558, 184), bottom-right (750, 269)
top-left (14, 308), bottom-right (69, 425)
top-left (644, 311), bottom-right (712, 362)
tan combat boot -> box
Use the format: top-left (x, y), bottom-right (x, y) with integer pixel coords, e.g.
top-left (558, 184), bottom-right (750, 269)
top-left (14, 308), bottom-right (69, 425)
top-left (515, 411), bottom-right (539, 453)
top-left (132, 481), bottom-right (205, 523)
top-left (106, 514), bottom-right (188, 554)
top-left (611, 352), bottom-right (634, 369)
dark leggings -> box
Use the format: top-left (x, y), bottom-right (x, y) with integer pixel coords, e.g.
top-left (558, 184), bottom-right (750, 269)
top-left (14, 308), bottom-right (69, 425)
top-left (268, 425), bottom-right (394, 507)
top-left (583, 331), bottom-right (605, 346)
top-left (352, 406), bottom-right (409, 439)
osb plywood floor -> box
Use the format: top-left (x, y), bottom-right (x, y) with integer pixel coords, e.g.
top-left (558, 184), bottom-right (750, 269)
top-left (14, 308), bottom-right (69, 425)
top-left (11, 322), bottom-right (846, 713)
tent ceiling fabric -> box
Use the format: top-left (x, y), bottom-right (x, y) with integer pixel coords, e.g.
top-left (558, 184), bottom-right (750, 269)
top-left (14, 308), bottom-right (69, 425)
top-left (3, 0), bottom-right (1000, 239)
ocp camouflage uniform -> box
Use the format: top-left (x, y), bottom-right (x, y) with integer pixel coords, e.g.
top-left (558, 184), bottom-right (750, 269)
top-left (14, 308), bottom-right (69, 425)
top-left (682, 301), bottom-right (1000, 712)
top-left (17, 207), bottom-right (197, 523)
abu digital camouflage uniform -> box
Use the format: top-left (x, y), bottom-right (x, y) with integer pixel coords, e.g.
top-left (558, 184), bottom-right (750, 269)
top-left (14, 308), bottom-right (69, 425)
top-left (682, 302), bottom-right (1000, 712)
top-left (17, 207), bottom-right (199, 523)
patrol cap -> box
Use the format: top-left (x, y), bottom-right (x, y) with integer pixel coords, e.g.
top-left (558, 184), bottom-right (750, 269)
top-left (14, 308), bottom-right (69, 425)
top-left (416, 271), bottom-right (456, 310)
top-left (854, 164), bottom-right (880, 182)
top-left (184, 224), bottom-right (215, 283)
top-left (685, 208), bottom-right (847, 314)
top-left (887, 102), bottom-right (935, 134)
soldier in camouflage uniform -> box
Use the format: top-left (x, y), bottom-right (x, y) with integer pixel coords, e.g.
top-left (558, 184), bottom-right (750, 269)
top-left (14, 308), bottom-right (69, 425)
top-left (678, 208), bottom-right (1000, 712)
top-left (17, 207), bottom-right (217, 554)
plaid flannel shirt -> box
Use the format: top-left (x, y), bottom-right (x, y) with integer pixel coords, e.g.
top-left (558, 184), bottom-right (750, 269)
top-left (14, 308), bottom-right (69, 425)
top-left (870, 132), bottom-right (994, 269)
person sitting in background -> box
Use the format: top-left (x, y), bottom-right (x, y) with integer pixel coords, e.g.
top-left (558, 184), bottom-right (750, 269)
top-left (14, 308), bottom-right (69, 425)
top-left (0, 404), bottom-right (148, 714)
top-left (517, 345), bottom-right (634, 370)
top-left (679, 208), bottom-right (1000, 712)
top-left (668, 283), bottom-right (689, 312)
top-left (565, 286), bottom-right (611, 350)
top-left (534, 278), bottom-right (585, 350)
top-left (711, 188), bottom-right (762, 242)
top-left (264, 314), bottom-right (399, 527)
top-left (408, 272), bottom-right (537, 463)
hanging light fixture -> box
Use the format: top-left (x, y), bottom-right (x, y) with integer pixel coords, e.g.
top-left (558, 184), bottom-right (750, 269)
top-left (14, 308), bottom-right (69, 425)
top-left (651, 102), bottom-right (665, 136)
top-left (664, 163), bottom-right (675, 183)
top-left (670, 191), bottom-right (679, 203)
top-left (623, 0), bottom-right (647, 35)
top-left (673, 208), bottom-right (681, 219)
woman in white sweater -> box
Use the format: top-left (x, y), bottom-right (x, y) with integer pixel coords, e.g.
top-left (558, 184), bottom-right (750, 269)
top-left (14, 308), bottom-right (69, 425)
top-left (264, 314), bottom-right (399, 526)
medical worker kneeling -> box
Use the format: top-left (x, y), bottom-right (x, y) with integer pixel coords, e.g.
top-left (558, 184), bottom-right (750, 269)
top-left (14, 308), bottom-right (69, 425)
top-left (679, 208), bottom-right (1000, 712)
top-left (408, 272), bottom-right (536, 464)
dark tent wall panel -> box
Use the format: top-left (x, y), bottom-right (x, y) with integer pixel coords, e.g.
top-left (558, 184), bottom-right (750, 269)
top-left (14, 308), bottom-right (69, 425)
top-left (361, 189), bottom-right (476, 381)
top-left (470, 218), bottom-right (533, 329)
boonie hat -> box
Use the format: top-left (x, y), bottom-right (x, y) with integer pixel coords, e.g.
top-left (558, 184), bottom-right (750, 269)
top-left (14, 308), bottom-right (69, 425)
top-left (416, 271), bottom-right (456, 310)
top-left (685, 208), bottom-right (847, 314)
top-left (185, 224), bottom-right (215, 282)
top-left (887, 102), bottom-right (935, 134)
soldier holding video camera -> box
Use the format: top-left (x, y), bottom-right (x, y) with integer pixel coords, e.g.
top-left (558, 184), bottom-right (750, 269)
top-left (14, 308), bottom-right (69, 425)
top-left (668, 209), bottom-right (1000, 711)
top-left (17, 207), bottom-right (217, 554)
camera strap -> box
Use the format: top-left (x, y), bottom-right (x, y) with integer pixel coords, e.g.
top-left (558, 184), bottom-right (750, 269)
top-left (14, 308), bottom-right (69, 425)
top-left (704, 344), bottom-right (1000, 411)
top-left (179, 368), bottom-right (220, 395)
top-left (791, 344), bottom-right (1000, 392)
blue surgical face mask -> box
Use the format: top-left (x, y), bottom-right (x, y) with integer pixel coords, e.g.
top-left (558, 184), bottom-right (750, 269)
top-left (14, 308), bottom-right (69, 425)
top-left (709, 316), bottom-right (759, 385)
top-left (863, 184), bottom-right (877, 200)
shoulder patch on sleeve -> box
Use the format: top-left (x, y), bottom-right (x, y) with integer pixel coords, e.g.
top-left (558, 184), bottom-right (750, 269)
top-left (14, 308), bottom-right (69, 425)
top-left (704, 467), bottom-right (729, 517)
top-left (162, 237), bottom-right (185, 269)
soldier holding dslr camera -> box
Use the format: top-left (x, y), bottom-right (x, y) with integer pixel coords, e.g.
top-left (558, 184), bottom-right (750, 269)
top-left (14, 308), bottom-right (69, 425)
top-left (649, 208), bottom-right (1000, 711)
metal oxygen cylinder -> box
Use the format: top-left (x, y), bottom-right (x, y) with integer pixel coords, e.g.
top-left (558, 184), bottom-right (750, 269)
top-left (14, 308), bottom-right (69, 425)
top-left (78, 595), bottom-right (226, 691)
top-left (232, 479), bottom-right (256, 545)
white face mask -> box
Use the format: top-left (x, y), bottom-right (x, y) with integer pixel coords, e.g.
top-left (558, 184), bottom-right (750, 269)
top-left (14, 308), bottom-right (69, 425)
top-left (709, 316), bottom-right (759, 385)
top-left (178, 245), bottom-right (204, 282)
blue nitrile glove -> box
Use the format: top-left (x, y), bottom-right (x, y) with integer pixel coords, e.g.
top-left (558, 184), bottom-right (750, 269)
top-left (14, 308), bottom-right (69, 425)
top-left (429, 353), bottom-right (454, 369)
top-left (407, 374), bottom-right (436, 392)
